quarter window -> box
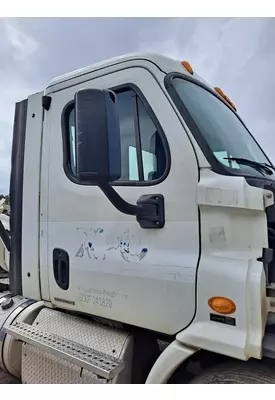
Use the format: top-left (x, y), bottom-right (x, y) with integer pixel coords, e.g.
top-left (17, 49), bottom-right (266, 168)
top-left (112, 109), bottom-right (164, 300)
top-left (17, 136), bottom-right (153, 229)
top-left (67, 88), bottom-right (167, 183)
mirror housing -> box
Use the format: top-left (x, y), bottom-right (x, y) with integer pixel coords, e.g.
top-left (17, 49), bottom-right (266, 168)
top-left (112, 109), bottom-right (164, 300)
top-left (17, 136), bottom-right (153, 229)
top-left (74, 88), bottom-right (121, 183)
top-left (74, 88), bottom-right (165, 229)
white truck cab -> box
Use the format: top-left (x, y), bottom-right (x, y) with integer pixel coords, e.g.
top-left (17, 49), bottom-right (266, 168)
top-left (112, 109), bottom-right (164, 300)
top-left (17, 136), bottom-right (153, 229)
top-left (1, 52), bottom-right (275, 384)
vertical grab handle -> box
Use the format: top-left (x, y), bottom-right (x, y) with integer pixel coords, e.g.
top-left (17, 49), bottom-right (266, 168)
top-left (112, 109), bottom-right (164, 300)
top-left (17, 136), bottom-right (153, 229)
top-left (53, 248), bottom-right (70, 290)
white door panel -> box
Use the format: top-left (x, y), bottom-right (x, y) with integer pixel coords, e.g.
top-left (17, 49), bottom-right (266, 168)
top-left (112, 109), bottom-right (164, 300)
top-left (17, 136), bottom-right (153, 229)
top-left (43, 65), bottom-right (199, 334)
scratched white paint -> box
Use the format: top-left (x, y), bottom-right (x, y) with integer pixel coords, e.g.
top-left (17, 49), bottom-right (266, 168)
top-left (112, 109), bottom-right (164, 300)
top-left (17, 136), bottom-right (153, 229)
top-left (209, 226), bottom-right (226, 245)
top-left (75, 227), bottom-right (149, 263)
top-left (198, 171), bottom-right (265, 210)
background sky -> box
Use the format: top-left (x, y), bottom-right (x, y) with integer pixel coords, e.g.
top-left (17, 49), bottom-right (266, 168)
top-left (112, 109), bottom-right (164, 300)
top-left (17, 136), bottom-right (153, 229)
top-left (0, 17), bottom-right (274, 194)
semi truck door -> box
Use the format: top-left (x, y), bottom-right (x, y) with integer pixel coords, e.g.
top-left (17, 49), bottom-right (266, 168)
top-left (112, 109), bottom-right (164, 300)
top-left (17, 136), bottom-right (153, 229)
top-left (41, 65), bottom-right (200, 335)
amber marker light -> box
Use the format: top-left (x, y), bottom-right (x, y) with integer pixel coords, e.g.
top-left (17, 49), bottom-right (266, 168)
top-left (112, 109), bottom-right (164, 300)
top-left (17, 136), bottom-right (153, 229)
top-left (214, 87), bottom-right (237, 111)
top-left (208, 297), bottom-right (236, 315)
top-left (181, 61), bottom-right (193, 75)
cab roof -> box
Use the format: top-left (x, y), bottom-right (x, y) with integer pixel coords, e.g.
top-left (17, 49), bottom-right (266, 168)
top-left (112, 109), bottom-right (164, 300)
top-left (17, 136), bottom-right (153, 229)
top-left (47, 52), bottom-right (210, 90)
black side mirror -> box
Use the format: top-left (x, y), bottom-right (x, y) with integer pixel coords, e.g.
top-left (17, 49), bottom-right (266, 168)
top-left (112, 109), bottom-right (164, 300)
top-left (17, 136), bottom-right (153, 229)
top-left (74, 87), bottom-right (165, 229)
top-left (74, 88), bottom-right (121, 183)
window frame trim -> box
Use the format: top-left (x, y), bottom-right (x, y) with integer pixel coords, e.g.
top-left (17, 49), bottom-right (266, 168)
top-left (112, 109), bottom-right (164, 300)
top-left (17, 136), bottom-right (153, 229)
top-left (164, 72), bottom-right (273, 180)
top-left (132, 92), bottom-right (144, 181)
top-left (61, 83), bottom-right (171, 187)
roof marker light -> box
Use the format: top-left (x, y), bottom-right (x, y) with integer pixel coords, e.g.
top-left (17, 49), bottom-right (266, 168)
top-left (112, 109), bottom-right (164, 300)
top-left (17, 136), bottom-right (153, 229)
top-left (181, 61), bottom-right (193, 75)
top-left (214, 87), bottom-right (237, 112)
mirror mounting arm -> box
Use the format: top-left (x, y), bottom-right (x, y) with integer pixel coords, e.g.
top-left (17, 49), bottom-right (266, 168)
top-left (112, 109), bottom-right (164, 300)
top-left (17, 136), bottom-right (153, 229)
top-left (99, 183), bottom-right (165, 229)
top-left (99, 182), bottom-right (138, 216)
